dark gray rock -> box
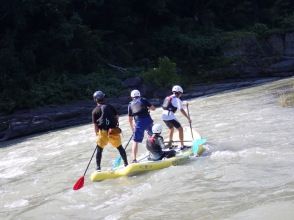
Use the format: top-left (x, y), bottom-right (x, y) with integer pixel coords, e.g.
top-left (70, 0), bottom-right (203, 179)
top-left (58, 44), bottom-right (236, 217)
top-left (0, 77), bottom-right (287, 142)
top-left (285, 33), bottom-right (294, 57)
top-left (265, 59), bottom-right (294, 73)
top-left (223, 34), bottom-right (262, 57)
top-left (267, 34), bottom-right (284, 56)
top-left (123, 76), bottom-right (143, 88)
top-left (152, 88), bottom-right (170, 99)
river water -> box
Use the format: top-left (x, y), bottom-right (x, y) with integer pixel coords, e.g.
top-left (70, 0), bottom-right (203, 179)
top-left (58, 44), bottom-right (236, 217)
top-left (1, 77), bottom-right (294, 220)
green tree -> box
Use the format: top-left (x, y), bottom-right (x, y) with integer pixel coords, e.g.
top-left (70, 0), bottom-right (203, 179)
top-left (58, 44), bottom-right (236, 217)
top-left (142, 57), bottom-right (180, 89)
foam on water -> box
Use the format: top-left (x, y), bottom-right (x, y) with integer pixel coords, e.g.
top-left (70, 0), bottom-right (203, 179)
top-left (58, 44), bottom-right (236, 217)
top-left (214, 122), bottom-right (229, 128)
top-left (44, 150), bottom-right (63, 156)
top-left (1, 77), bottom-right (294, 220)
top-left (4, 199), bottom-right (29, 208)
top-left (0, 156), bottom-right (37, 178)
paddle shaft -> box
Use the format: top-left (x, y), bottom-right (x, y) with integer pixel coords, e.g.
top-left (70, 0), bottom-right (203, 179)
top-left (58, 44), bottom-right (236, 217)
top-left (164, 140), bottom-right (193, 143)
top-left (112, 133), bottom-right (133, 168)
top-left (73, 145), bottom-right (98, 190)
top-left (186, 104), bottom-right (194, 139)
top-left (138, 154), bottom-right (149, 162)
top-left (124, 134), bottom-right (133, 150)
top-left (83, 146), bottom-right (97, 176)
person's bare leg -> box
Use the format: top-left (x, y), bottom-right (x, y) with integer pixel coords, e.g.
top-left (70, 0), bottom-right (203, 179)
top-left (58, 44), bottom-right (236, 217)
top-left (168, 127), bottom-right (174, 146)
top-left (178, 126), bottom-right (184, 147)
top-left (132, 141), bottom-right (138, 161)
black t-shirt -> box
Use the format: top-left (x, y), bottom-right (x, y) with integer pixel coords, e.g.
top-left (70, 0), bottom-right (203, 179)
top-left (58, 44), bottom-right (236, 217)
top-left (92, 104), bottom-right (118, 130)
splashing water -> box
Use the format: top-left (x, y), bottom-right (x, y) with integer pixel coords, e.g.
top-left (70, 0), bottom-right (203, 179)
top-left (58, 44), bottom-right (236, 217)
top-left (1, 77), bottom-right (294, 220)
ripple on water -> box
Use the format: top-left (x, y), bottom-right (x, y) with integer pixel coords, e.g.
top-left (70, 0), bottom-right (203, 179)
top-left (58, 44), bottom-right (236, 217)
top-left (214, 123), bottom-right (229, 128)
top-left (225, 201), bottom-right (294, 220)
top-left (44, 150), bottom-right (63, 156)
top-left (4, 199), bottom-right (29, 209)
top-left (0, 156), bottom-right (37, 178)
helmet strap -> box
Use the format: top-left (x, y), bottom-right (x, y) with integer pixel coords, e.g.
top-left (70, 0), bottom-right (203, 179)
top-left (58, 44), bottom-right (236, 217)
top-left (174, 92), bottom-right (180, 97)
top-left (97, 99), bottom-right (104, 104)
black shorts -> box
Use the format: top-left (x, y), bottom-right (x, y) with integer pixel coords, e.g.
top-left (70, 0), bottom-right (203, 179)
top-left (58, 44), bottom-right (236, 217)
top-left (148, 150), bottom-right (176, 161)
top-left (163, 119), bottom-right (181, 129)
top-left (163, 150), bottom-right (176, 158)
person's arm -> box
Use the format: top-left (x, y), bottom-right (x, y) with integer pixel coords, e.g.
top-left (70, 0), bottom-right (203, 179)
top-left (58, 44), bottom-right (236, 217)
top-left (149, 105), bottom-right (156, 111)
top-left (179, 100), bottom-right (191, 123)
top-left (111, 105), bottom-right (120, 126)
top-left (92, 108), bottom-right (99, 134)
top-left (144, 98), bottom-right (156, 111)
top-left (94, 123), bottom-right (99, 134)
top-left (128, 105), bottom-right (134, 132)
top-left (115, 114), bottom-right (119, 126)
top-left (180, 108), bottom-right (191, 123)
top-left (128, 116), bottom-right (134, 133)
top-left (158, 136), bottom-right (166, 149)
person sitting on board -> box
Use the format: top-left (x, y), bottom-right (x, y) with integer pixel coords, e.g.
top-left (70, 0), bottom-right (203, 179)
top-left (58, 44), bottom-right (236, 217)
top-left (128, 89), bottom-right (156, 163)
top-left (146, 123), bottom-right (176, 161)
top-left (92, 90), bottom-right (128, 171)
top-left (161, 85), bottom-right (191, 150)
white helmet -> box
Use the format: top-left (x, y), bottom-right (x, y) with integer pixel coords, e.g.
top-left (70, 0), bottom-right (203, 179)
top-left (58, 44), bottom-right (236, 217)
top-left (172, 85), bottom-right (183, 93)
top-left (152, 123), bottom-right (162, 134)
top-left (130, 89), bottom-right (141, 98)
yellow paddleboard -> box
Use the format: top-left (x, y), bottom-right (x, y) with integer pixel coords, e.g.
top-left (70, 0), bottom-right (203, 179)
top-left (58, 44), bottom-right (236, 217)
top-left (90, 146), bottom-right (205, 182)
top-left (90, 128), bottom-right (205, 182)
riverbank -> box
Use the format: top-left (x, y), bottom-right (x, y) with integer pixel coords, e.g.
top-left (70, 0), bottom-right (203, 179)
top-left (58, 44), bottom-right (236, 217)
top-left (0, 76), bottom-right (290, 142)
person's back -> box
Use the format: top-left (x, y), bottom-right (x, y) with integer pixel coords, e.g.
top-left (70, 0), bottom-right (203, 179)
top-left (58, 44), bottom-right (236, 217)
top-left (92, 90), bottom-right (128, 171)
top-left (128, 90), bottom-right (156, 163)
top-left (146, 135), bottom-right (165, 161)
top-left (161, 85), bottom-right (191, 149)
top-left (162, 94), bottom-right (182, 120)
top-left (92, 104), bottom-right (118, 130)
top-left (129, 97), bottom-right (152, 119)
top-left (146, 124), bottom-right (176, 161)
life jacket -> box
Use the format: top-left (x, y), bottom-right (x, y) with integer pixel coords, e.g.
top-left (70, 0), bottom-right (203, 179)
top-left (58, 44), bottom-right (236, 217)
top-left (147, 136), bottom-right (156, 145)
top-left (146, 136), bottom-right (163, 160)
top-left (95, 104), bottom-right (118, 130)
top-left (162, 95), bottom-right (177, 113)
top-left (130, 98), bottom-right (148, 116)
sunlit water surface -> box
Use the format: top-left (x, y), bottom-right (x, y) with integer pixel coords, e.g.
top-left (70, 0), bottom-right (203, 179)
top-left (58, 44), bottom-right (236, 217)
top-left (1, 77), bottom-right (294, 220)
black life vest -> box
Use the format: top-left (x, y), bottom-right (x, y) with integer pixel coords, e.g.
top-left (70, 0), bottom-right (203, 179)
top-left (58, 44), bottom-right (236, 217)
top-left (162, 95), bottom-right (177, 113)
top-left (95, 104), bottom-right (118, 130)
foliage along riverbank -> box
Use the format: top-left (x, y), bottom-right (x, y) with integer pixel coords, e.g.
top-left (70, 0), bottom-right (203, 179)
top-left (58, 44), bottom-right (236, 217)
top-left (1, 76), bottom-right (292, 142)
top-left (1, 1), bottom-right (294, 114)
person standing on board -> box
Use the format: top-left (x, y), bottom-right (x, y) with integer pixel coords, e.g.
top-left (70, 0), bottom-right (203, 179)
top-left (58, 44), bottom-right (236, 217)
top-left (161, 85), bottom-right (191, 150)
top-left (92, 90), bottom-right (128, 171)
top-left (146, 123), bottom-right (176, 161)
top-left (128, 89), bottom-right (156, 163)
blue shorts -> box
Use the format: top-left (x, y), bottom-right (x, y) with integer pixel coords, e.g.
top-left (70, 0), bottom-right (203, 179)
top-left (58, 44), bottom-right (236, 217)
top-left (134, 116), bottom-right (153, 143)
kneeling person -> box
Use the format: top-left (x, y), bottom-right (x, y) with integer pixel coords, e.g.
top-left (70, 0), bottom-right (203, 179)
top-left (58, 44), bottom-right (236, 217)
top-left (146, 124), bottom-right (176, 161)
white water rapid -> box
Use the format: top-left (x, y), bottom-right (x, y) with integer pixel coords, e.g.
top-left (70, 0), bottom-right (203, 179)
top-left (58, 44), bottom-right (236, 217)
top-left (1, 77), bottom-right (294, 220)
